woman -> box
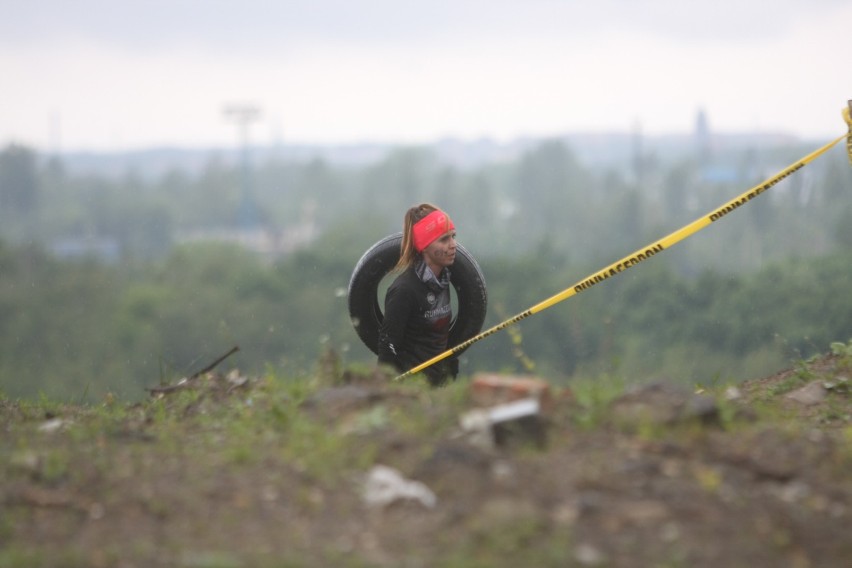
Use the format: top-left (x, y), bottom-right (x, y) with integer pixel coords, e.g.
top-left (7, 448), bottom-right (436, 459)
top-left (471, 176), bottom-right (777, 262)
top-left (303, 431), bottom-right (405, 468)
top-left (378, 203), bottom-right (459, 386)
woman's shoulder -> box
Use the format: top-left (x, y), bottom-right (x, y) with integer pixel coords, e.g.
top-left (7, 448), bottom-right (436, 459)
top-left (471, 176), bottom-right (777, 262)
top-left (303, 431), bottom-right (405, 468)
top-left (388, 266), bottom-right (422, 292)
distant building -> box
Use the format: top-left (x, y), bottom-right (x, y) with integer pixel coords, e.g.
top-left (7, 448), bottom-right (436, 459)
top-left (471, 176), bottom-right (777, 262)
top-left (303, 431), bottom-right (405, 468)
top-left (176, 200), bottom-right (318, 261)
top-left (694, 108), bottom-right (711, 161)
top-left (50, 237), bottom-right (121, 262)
top-left (175, 223), bottom-right (316, 260)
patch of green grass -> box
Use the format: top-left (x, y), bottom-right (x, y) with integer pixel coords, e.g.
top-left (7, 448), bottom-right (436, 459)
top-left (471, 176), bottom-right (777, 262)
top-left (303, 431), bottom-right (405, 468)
top-left (567, 372), bottom-right (629, 430)
top-left (765, 339), bottom-right (852, 399)
top-left (0, 512), bottom-right (16, 543)
top-left (390, 379), bottom-right (468, 436)
top-left (0, 547), bottom-right (90, 568)
top-left (34, 448), bottom-right (71, 485)
top-left (177, 550), bottom-right (242, 568)
top-left (830, 339), bottom-right (852, 362)
top-left (816, 403), bottom-right (849, 424)
top-left (278, 409), bottom-right (378, 481)
top-left (438, 514), bottom-right (571, 568)
top-left (0, 548), bottom-right (46, 568)
top-left (767, 370), bottom-right (810, 397)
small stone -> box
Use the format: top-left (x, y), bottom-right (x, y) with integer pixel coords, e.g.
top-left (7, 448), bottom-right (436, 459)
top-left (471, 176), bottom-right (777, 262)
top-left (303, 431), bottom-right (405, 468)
top-left (785, 381), bottom-right (827, 406)
top-left (574, 543), bottom-right (606, 566)
top-left (469, 374), bottom-right (553, 411)
top-left (609, 381), bottom-right (720, 427)
top-left (362, 465), bottom-right (437, 509)
top-left (38, 418), bottom-right (69, 433)
top-left (724, 386), bottom-right (742, 400)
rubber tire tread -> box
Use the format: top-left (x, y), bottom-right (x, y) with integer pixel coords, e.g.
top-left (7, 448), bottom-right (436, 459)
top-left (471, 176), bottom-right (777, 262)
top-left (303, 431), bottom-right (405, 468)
top-left (348, 232), bottom-right (487, 356)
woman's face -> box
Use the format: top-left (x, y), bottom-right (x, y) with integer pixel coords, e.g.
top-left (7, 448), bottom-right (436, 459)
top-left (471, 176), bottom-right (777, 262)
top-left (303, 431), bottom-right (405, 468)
top-left (422, 230), bottom-right (457, 272)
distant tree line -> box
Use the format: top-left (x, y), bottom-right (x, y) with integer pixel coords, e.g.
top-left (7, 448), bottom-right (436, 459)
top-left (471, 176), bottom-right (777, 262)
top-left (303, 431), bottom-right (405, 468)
top-left (1, 233), bottom-right (850, 402)
top-left (0, 139), bottom-right (850, 400)
top-left (2, 139), bottom-right (851, 270)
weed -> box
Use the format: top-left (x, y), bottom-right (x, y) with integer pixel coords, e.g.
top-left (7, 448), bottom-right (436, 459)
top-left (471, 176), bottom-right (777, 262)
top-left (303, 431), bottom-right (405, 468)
top-left (224, 438), bottom-right (256, 466)
top-left (36, 391), bottom-right (59, 413)
top-left (569, 372), bottom-right (628, 430)
top-left (506, 324), bottom-right (536, 373)
top-left (0, 512), bottom-right (15, 543)
top-left (371, 380), bottom-right (466, 441)
top-left (693, 464), bottom-right (724, 493)
top-left (345, 405), bottom-right (389, 434)
top-left (178, 550), bottom-right (243, 568)
top-left (271, 373), bottom-right (317, 406)
top-left (439, 512), bottom-right (570, 567)
top-left (274, 405), bottom-right (378, 481)
top-left (0, 548), bottom-right (48, 568)
top-left (816, 404), bottom-right (848, 424)
top-left (711, 389), bottom-right (743, 429)
top-left (766, 339), bottom-right (852, 398)
top-left (829, 339), bottom-right (852, 360)
top-left (767, 372), bottom-right (808, 397)
top-left (38, 449), bottom-right (71, 485)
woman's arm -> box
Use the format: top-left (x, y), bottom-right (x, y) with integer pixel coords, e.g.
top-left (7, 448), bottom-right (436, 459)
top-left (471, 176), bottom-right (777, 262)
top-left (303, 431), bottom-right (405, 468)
top-left (377, 283), bottom-right (413, 371)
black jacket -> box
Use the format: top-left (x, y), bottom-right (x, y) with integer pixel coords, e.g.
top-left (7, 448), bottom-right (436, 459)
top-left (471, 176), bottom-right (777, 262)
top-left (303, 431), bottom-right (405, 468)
top-left (377, 261), bottom-right (458, 386)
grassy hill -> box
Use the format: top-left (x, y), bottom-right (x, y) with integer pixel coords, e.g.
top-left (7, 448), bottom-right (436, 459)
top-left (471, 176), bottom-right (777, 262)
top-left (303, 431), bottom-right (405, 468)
top-left (1, 341), bottom-right (850, 567)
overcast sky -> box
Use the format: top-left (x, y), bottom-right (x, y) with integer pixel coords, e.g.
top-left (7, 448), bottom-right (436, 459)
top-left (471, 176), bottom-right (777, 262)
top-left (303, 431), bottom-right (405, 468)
top-left (2, 0), bottom-right (850, 152)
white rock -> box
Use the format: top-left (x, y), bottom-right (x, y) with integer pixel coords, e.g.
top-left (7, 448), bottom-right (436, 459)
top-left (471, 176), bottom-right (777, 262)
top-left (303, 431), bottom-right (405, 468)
top-left (362, 465), bottom-right (437, 509)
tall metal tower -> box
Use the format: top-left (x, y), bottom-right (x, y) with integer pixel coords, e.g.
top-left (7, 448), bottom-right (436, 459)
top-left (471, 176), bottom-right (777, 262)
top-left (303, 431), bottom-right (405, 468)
top-left (223, 104), bottom-right (262, 230)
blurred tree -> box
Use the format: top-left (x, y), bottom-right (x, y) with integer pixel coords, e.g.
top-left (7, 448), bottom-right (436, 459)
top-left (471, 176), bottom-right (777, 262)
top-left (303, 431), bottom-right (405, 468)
top-left (832, 204), bottom-right (852, 247)
top-left (0, 144), bottom-right (39, 228)
top-left (510, 140), bottom-right (597, 259)
top-left (661, 162), bottom-right (693, 222)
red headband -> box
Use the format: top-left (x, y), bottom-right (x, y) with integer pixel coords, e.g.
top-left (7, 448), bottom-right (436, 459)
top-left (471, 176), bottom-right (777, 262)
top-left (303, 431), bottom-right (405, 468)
top-left (412, 210), bottom-right (454, 252)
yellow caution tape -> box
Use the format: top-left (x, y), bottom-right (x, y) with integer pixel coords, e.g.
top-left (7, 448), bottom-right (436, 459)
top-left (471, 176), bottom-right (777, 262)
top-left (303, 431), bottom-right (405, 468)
top-left (844, 105), bottom-right (852, 165)
top-left (395, 119), bottom-right (850, 382)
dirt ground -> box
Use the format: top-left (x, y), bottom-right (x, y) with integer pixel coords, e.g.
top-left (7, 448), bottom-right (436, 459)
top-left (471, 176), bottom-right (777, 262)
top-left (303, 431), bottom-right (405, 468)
top-left (1, 351), bottom-right (850, 568)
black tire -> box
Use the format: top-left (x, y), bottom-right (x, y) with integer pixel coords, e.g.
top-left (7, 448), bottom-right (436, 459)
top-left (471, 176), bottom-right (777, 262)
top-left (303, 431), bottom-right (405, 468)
top-left (348, 232), bottom-right (488, 355)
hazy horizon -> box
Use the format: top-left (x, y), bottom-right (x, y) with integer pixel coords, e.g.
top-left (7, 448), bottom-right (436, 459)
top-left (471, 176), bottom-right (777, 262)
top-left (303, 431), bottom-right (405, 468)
top-left (3, 0), bottom-right (850, 153)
